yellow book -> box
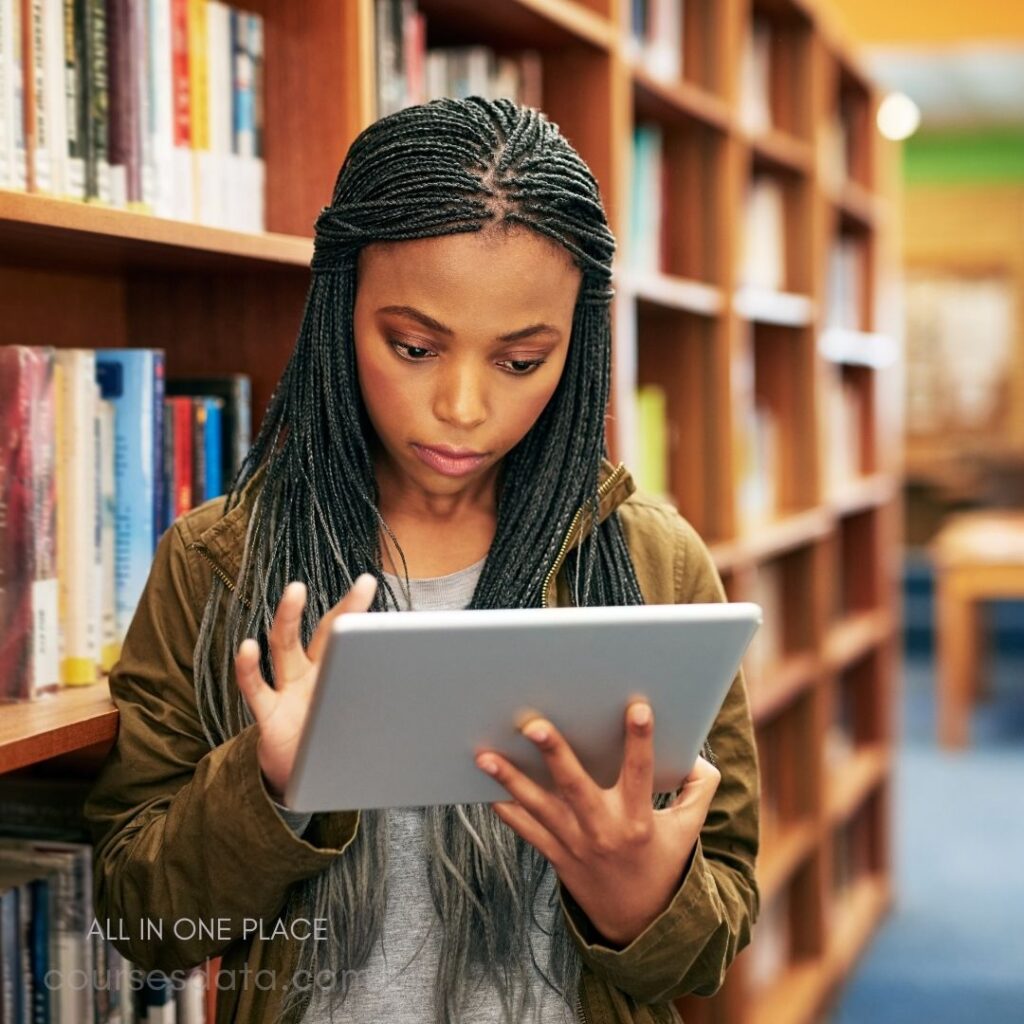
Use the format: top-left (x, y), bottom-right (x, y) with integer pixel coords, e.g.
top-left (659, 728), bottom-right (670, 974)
top-left (635, 384), bottom-right (669, 500)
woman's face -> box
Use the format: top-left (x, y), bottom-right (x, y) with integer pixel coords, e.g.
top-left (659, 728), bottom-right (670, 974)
top-left (353, 228), bottom-right (583, 500)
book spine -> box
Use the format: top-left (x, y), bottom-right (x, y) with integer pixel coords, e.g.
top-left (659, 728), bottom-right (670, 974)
top-left (190, 395), bottom-right (205, 506)
top-left (203, 396), bottom-right (222, 499)
top-left (170, 0), bottom-right (190, 220)
top-left (4, 0), bottom-right (29, 190)
top-left (186, 0), bottom-right (207, 223)
top-left (152, 351), bottom-right (164, 548)
top-left (148, 0), bottom-right (172, 217)
top-left (97, 396), bottom-right (119, 673)
top-left (105, 0), bottom-right (127, 206)
top-left (29, 347), bottom-right (59, 698)
top-left (61, 0), bottom-right (84, 195)
top-left (124, 0), bottom-right (143, 207)
top-left (0, 347), bottom-right (34, 701)
top-left (54, 349), bottom-right (100, 685)
top-left (248, 10), bottom-right (262, 231)
top-left (45, 0), bottom-right (68, 196)
top-left (171, 396), bottom-right (192, 518)
top-left (83, 0), bottom-right (107, 201)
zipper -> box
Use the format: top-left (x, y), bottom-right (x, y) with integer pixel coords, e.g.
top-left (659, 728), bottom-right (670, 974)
top-left (541, 462), bottom-right (628, 609)
top-left (186, 541), bottom-right (252, 610)
top-left (575, 985), bottom-right (588, 1023)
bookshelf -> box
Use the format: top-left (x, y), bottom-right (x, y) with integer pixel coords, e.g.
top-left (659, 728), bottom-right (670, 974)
top-left (0, 2), bottom-right (901, 1023)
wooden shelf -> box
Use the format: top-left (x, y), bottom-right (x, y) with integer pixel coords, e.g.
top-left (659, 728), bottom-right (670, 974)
top-left (631, 66), bottom-right (732, 132)
top-left (733, 286), bottom-right (815, 327)
top-left (827, 472), bottom-right (898, 517)
top-left (710, 507), bottom-right (833, 571)
top-left (622, 270), bottom-right (724, 317)
top-left (0, 1), bottom-right (900, 1022)
top-left (827, 744), bottom-right (889, 828)
top-left (825, 608), bottom-right (892, 672)
top-left (749, 961), bottom-right (826, 1024)
top-left (419, 0), bottom-right (614, 51)
top-left (759, 817), bottom-right (819, 904)
top-left (0, 190), bottom-right (313, 272)
top-left (751, 651), bottom-right (819, 724)
top-left (0, 682), bottom-right (117, 775)
top-left (745, 129), bottom-right (815, 177)
top-left (825, 875), bottom-right (892, 991)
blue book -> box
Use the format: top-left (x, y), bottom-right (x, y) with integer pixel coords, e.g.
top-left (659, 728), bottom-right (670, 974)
top-left (203, 397), bottom-right (224, 500)
top-left (95, 350), bottom-right (166, 640)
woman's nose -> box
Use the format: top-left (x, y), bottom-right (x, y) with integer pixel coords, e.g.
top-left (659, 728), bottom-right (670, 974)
top-left (433, 362), bottom-right (488, 430)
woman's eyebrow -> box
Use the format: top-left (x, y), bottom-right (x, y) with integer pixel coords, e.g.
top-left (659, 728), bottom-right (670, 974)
top-left (376, 305), bottom-right (559, 342)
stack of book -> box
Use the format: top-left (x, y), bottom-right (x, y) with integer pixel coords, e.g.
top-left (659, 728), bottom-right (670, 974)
top-left (375, 0), bottom-right (542, 117)
top-left (0, 777), bottom-right (216, 1022)
top-left (627, 0), bottom-right (685, 82)
top-left (0, 0), bottom-right (266, 232)
top-left (0, 345), bottom-right (250, 701)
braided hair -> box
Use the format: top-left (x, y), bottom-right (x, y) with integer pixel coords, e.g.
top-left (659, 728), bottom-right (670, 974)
top-left (192, 97), bottom-right (672, 1024)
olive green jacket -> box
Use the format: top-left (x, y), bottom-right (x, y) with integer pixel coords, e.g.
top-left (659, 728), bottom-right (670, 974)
top-left (84, 459), bottom-right (760, 1024)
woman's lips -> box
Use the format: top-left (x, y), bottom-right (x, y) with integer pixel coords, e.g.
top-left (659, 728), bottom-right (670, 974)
top-left (411, 443), bottom-right (488, 477)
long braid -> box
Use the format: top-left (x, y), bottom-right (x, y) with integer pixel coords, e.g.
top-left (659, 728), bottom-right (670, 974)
top-left (193, 97), bottom-right (665, 1024)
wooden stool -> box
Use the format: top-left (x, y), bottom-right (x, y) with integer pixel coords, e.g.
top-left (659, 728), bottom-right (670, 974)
top-left (932, 511), bottom-right (1024, 748)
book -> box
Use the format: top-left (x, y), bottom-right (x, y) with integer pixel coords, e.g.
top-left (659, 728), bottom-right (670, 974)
top-left (54, 349), bottom-right (101, 686)
top-left (635, 384), bottom-right (669, 500)
top-left (165, 373), bottom-right (250, 494)
top-left (0, 346), bottom-right (60, 701)
top-left (740, 174), bottom-right (786, 292)
top-left (95, 349), bottom-right (166, 641)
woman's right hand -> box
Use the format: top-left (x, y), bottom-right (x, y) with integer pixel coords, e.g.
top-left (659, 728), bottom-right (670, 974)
top-left (234, 573), bottom-right (379, 802)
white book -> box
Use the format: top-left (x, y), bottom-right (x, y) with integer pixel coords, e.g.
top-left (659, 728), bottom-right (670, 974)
top-left (249, 10), bottom-right (264, 231)
top-left (54, 349), bottom-right (100, 685)
top-left (28, 0), bottom-right (51, 191)
top-left (45, 0), bottom-right (67, 195)
top-left (175, 968), bottom-right (207, 1024)
top-left (149, 0), bottom-right (174, 218)
top-left (204, 0), bottom-right (229, 228)
top-left (98, 396), bottom-right (119, 673)
top-left (740, 176), bottom-right (786, 292)
top-left (0, 0), bottom-right (23, 188)
top-left (739, 14), bottom-right (772, 133)
top-left (648, 0), bottom-right (683, 82)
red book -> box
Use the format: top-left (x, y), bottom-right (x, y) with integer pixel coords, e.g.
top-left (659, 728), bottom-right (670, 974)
top-left (168, 396), bottom-right (193, 518)
top-left (171, 0), bottom-right (192, 147)
top-left (0, 347), bottom-right (59, 701)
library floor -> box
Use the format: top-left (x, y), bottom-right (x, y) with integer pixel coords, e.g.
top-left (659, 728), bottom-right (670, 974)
top-left (827, 647), bottom-right (1024, 1023)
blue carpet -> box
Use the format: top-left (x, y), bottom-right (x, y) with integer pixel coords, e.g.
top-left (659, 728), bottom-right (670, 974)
top-left (826, 650), bottom-right (1024, 1023)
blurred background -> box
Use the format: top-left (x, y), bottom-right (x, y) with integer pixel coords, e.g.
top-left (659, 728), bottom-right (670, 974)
top-left (821, 2), bottom-right (1024, 1021)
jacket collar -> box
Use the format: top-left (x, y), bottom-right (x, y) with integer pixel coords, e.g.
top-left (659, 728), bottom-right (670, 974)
top-left (192, 456), bottom-right (636, 593)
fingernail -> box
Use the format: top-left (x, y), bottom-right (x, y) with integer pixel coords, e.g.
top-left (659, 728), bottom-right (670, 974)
top-left (478, 758), bottom-right (499, 775)
top-left (632, 703), bottom-right (651, 727)
top-left (523, 721), bottom-right (549, 743)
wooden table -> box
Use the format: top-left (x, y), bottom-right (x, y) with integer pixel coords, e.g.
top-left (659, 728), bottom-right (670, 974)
top-left (932, 511), bottom-right (1024, 748)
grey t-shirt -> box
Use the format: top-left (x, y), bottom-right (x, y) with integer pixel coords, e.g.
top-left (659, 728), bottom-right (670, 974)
top-left (269, 559), bottom-right (578, 1023)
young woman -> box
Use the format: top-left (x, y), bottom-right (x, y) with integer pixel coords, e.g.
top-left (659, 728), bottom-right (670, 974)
top-left (85, 97), bottom-right (759, 1024)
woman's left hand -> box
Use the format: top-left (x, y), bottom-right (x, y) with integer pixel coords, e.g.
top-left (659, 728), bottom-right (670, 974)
top-left (476, 701), bottom-right (721, 948)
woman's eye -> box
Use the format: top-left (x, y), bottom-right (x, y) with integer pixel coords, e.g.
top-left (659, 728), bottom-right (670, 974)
top-left (390, 340), bottom-right (435, 361)
top-left (499, 358), bottom-right (546, 376)
top-left (389, 338), bottom-right (544, 376)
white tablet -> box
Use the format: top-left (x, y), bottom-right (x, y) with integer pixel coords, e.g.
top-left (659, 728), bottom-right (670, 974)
top-left (283, 602), bottom-right (762, 812)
